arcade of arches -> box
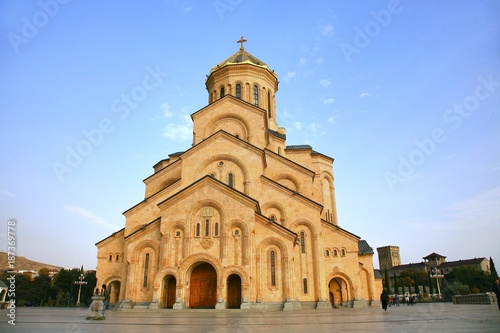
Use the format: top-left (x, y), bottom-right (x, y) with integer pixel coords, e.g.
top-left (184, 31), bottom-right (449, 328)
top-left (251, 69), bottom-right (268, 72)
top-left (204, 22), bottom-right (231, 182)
top-left (95, 38), bottom-right (382, 311)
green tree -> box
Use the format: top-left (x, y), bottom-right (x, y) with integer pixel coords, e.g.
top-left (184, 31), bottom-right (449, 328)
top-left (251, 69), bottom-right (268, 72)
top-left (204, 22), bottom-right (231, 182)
top-left (442, 280), bottom-right (469, 301)
top-left (384, 269), bottom-right (390, 293)
top-left (31, 271), bottom-right (52, 305)
top-left (490, 257), bottom-right (498, 280)
top-left (445, 266), bottom-right (491, 293)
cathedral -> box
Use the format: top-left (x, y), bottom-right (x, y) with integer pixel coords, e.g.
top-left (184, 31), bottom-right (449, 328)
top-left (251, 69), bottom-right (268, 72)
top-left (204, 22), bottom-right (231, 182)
top-left (95, 38), bottom-right (382, 311)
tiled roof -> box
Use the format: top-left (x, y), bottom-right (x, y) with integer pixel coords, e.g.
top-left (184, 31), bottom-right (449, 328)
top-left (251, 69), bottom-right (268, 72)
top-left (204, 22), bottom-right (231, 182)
top-left (358, 240), bottom-right (374, 254)
top-left (286, 145), bottom-right (312, 150)
top-left (439, 258), bottom-right (487, 268)
top-left (268, 129), bottom-right (286, 140)
top-left (374, 269), bottom-right (383, 279)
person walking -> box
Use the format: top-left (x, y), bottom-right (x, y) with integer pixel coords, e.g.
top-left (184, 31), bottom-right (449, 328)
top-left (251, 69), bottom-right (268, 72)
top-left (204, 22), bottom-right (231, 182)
top-left (380, 290), bottom-right (389, 311)
top-left (394, 294), bottom-right (400, 307)
top-left (102, 284), bottom-right (110, 317)
top-left (492, 279), bottom-right (500, 311)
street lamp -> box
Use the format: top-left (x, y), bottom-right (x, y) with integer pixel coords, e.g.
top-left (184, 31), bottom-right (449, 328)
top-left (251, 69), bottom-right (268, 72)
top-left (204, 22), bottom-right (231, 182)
top-left (74, 273), bottom-right (88, 306)
top-left (430, 268), bottom-right (444, 300)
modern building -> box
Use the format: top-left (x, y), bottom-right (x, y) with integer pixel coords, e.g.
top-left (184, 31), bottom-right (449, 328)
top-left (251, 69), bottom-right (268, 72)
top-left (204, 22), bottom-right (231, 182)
top-left (95, 38), bottom-right (381, 311)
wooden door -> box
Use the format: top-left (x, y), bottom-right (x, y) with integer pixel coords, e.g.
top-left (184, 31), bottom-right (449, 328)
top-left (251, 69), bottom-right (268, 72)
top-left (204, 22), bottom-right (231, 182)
top-left (166, 277), bottom-right (176, 308)
top-left (190, 263), bottom-right (217, 308)
top-left (227, 274), bottom-right (241, 308)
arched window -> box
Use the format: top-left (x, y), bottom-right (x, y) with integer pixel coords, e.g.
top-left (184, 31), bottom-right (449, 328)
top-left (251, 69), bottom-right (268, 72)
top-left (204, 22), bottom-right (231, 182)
top-left (228, 172), bottom-right (234, 188)
top-left (205, 219), bottom-right (210, 237)
top-left (303, 278), bottom-right (308, 294)
top-left (195, 223), bottom-right (201, 237)
top-left (143, 253), bottom-right (150, 288)
top-left (220, 87), bottom-right (225, 98)
top-left (214, 222), bottom-right (219, 236)
top-left (267, 91), bottom-right (271, 117)
top-left (341, 249), bottom-right (346, 257)
top-left (253, 85), bottom-right (259, 106)
top-left (236, 84), bottom-right (241, 99)
top-left (270, 251), bottom-right (276, 286)
top-left (115, 254), bottom-right (119, 261)
top-left (108, 254), bottom-right (112, 262)
top-left (334, 249), bottom-right (338, 257)
top-left (300, 231), bottom-right (306, 254)
top-left (325, 250), bottom-right (330, 257)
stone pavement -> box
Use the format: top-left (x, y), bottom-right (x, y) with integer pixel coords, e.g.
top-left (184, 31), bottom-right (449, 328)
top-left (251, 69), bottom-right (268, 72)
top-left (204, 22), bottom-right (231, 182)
top-left (1, 303), bottom-right (499, 333)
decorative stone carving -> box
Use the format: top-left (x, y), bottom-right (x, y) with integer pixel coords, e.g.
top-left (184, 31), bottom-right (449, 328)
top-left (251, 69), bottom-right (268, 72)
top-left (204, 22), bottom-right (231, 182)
top-left (200, 239), bottom-right (213, 249)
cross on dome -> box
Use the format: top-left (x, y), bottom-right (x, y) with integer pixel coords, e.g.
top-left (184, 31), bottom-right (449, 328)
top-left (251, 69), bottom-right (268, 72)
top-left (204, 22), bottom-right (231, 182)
top-left (237, 36), bottom-right (247, 50)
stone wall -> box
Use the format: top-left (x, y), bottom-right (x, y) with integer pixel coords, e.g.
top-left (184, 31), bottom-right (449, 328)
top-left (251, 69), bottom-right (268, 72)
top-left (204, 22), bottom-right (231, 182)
top-left (452, 293), bottom-right (496, 304)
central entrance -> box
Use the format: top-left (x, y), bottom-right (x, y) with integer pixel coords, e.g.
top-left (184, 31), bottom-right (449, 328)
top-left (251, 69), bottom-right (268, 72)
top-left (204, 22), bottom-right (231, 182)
top-left (189, 263), bottom-right (217, 308)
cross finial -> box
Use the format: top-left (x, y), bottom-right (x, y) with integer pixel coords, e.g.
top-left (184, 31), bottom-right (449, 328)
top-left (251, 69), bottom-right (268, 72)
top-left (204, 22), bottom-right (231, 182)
top-left (237, 36), bottom-right (247, 51)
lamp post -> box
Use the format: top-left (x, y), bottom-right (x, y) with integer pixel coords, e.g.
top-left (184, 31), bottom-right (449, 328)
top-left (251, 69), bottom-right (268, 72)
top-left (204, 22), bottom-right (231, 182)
top-left (74, 273), bottom-right (87, 306)
top-left (430, 268), bottom-right (444, 300)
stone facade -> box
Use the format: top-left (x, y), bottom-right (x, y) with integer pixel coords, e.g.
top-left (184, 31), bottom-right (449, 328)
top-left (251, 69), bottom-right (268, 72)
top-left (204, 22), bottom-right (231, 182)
top-left (95, 40), bottom-right (382, 310)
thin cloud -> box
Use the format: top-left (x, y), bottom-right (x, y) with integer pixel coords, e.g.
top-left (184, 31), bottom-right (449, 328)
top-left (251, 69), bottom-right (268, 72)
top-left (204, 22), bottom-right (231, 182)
top-left (359, 91), bottom-right (373, 98)
top-left (328, 116), bottom-right (336, 124)
top-left (324, 98), bottom-right (335, 105)
top-left (161, 102), bottom-right (173, 118)
top-left (308, 123), bottom-right (320, 132)
top-left (319, 79), bottom-right (330, 87)
top-left (0, 189), bottom-right (13, 197)
top-left (64, 205), bottom-right (120, 229)
top-left (299, 58), bottom-right (307, 66)
top-left (283, 71), bottom-right (296, 83)
top-left (163, 114), bottom-right (192, 141)
top-left (316, 56), bottom-right (324, 65)
top-left (319, 23), bottom-right (334, 36)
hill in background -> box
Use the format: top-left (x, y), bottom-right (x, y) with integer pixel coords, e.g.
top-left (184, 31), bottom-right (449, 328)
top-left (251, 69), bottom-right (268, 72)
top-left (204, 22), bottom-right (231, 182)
top-left (0, 251), bottom-right (63, 272)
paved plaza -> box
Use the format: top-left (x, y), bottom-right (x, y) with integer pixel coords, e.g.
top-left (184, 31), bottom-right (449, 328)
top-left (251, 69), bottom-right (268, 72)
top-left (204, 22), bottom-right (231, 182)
top-left (1, 303), bottom-right (499, 333)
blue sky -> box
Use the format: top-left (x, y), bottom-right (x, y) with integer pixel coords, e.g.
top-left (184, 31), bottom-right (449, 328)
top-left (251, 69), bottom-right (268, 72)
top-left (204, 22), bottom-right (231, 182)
top-left (1, 0), bottom-right (499, 271)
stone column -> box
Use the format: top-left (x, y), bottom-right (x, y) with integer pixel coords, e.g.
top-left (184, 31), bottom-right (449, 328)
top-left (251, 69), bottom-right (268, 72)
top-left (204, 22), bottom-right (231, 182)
top-left (86, 289), bottom-right (105, 320)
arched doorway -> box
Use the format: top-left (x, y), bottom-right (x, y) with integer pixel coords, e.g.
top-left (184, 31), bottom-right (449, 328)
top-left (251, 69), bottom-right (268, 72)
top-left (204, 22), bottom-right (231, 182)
top-left (189, 263), bottom-right (217, 308)
top-left (108, 281), bottom-right (121, 304)
top-left (226, 274), bottom-right (242, 309)
top-left (328, 278), bottom-right (343, 307)
top-left (162, 275), bottom-right (176, 308)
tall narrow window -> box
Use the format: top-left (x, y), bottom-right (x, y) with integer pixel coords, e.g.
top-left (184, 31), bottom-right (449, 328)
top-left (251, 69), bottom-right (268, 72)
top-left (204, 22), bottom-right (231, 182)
top-left (300, 231), bottom-right (306, 254)
top-left (196, 223), bottom-right (201, 237)
top-left (143, 253), bottom-right (150, 288)
top-left (228, 172), bottom-right (234, 188)
top-left (303, 278), bottom-right (308, 294)
top-left (205, 219), bottom-right (210, 236)
top-left (270, 251), bottom-right (276, 286)
top-left (220, 87), bottom-right (225, 98)
top-left (214, 222), bottom-right (219, 236)
top-left (236, 84), bottom-right (241, 99)
top-left (253, 85), bottom-right (259, 106)
top-left (267, 91), bottom-right (271, 117)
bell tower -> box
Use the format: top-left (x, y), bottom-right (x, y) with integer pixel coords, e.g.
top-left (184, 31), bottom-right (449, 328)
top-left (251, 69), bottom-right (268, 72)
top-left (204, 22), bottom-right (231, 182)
top-left (205, 37), bottom-right (280, 131)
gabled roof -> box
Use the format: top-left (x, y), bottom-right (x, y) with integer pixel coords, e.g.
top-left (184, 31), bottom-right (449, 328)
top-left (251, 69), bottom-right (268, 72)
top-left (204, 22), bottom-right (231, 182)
top-left (157, 175), bottom-right (261, 215)
top-left (423, 252), bottom-right (447, 260)
top-left (95, 228), bottom-right (125, 246)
